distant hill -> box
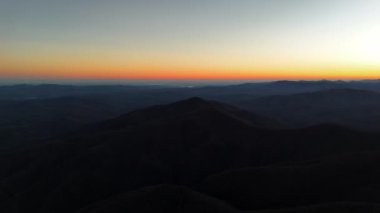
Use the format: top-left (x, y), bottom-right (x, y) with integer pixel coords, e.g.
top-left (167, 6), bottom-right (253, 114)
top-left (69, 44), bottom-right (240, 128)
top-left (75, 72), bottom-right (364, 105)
top-left (239, 89), bottom-right (380, 130)
top-left (4, 80), bottom-right (380, 101)
top-left (0, 84), bottom-right (164, 100)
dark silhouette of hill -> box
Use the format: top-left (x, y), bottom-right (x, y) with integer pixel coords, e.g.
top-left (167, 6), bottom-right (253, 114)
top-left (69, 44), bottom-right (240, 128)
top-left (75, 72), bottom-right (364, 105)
top-left (201, 151), bottom-right (380, 210)
top-left (95, 97), bottom-right (282, 130)
top-left (75, 184), bottom-right (380, 213)
top-left (253, 203), bottom-right (380, 213)
top-left (2, 98), bottom-right (380, 212)
top-left (240, 89), bottom-right (380, 130)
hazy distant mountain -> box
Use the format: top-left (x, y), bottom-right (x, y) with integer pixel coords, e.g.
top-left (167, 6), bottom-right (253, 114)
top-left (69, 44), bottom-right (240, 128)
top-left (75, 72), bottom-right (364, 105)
top-left (1, 98), bottom-right (380, 213)
top-left (240, 89), bottom-right (380, 130)
top-left (0, 84), bottom-right (164, 100)
top-left (3, 80), bottom-right (380, 101)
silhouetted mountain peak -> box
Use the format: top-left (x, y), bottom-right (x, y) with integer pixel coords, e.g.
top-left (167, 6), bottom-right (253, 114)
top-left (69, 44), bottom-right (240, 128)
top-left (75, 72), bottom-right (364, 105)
top-left (96, 97), bottom-right (281, 131)
top-left (166, 97), bottom-right (212, 110)
top-left (180, 96), bottom-right (206, 104)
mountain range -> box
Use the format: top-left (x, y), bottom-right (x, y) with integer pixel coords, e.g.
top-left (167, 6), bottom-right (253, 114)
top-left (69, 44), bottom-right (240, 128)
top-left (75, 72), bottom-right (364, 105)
top-left (2, 95), bottom-right (380, 212)
top-left (0, 81), bottom-right (380, 213)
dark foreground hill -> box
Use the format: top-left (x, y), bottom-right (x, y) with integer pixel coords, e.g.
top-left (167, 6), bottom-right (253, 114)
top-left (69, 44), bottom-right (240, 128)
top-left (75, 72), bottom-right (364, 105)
top-left (1, 98), bottom-right (380, 213)
top-left (201, 151), bottom-right (380, 210)
top-left (75, 184), bottom-right (236, 213)
top-left (75, 184), bottom-right (380, 213)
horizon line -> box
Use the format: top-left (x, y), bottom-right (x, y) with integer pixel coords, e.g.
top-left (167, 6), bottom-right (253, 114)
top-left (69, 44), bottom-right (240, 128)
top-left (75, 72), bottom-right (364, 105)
top-left (1, 78), bottom-right (380, 87)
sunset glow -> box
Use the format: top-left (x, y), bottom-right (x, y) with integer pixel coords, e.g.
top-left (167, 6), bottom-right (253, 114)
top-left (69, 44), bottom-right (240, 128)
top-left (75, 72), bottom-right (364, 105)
top-left (1, 0), bottom-right (380, 81)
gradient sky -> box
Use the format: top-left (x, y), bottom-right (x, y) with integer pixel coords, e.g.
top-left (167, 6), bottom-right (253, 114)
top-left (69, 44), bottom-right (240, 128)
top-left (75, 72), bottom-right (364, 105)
top-left (1, 0), bottom-right (380, 80)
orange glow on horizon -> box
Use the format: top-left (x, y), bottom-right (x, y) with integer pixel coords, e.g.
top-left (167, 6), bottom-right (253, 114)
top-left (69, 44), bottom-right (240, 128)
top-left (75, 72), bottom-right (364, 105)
top-left (2, 54), bottom-right (380, 81)
top-left (2, 67), bottom-right (380, 81)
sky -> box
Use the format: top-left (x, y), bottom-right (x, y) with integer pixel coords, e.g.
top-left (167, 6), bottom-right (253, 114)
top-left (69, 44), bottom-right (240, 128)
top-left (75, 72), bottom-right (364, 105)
top-left (1, 0), bottom-right (380, 81)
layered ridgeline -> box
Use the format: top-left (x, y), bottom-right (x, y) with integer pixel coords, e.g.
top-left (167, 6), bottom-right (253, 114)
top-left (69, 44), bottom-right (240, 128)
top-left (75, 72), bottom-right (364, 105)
top-left (4, 82), bottom-right (380, 151)
top-left (1, 98), bottom-right (380, 212)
